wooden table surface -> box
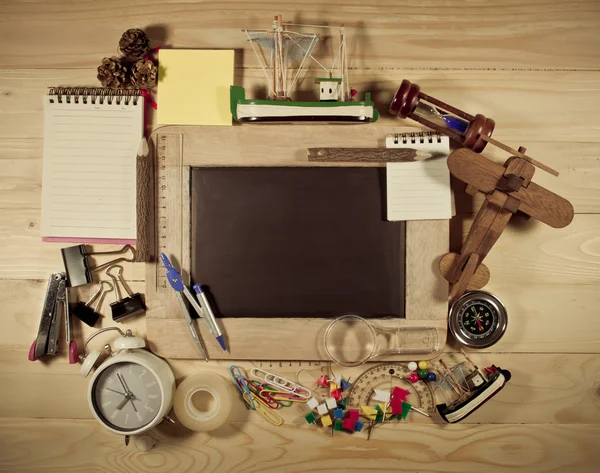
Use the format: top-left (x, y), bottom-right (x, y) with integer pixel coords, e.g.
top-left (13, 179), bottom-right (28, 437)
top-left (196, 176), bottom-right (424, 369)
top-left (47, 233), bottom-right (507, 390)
top-left (1, 1), bottom-right (600, 472)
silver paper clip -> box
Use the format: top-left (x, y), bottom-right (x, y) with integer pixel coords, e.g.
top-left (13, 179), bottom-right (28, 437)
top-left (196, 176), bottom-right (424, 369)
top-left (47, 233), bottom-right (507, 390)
top-left (250, 368), bottom-right (311, 399)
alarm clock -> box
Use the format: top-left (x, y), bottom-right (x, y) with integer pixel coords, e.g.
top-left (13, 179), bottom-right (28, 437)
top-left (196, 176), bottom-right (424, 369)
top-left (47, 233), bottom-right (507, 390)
top-left (448, 291), bottom-right (508, 349)
top-left (80, 327), bottom-right (176, 439)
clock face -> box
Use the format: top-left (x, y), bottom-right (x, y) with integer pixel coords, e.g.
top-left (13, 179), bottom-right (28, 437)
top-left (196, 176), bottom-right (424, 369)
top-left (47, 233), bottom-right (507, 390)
top-left (457, 300), bottom-right (498, 341)
top-left (91, 361), bottom-right (163, 432)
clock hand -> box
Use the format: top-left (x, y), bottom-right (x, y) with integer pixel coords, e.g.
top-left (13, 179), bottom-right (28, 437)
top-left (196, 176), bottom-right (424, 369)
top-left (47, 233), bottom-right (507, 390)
top-left (116, 372), bottom-right (129, 393)
top-left (105, 387), bottom-right (126, 396)
top-left (117, 395), bottom-right (130, 410)
top-left (129, 397), bottom-right (138, 412)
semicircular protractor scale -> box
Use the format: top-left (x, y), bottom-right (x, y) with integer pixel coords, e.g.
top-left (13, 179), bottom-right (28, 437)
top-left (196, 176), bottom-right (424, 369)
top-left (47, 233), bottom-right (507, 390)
top-left (347, 363), bottom-right (435, 416)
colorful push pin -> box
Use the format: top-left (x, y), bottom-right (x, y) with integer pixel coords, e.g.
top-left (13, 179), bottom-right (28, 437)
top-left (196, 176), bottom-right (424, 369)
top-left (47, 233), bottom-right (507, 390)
top-left (307, 397), bottom-right (319, 410)
top-left (427, 372), bottom-right (437, 382)
top-left (354, 420), bottom-right (364, 432)
top-left (407, 361), bottom-right (418, 372)
top-left (321, 414), bottom-right (333, 427)
top-left (390, 397), bottom-right (403, 416)
top-left (333, 420), bottom-right (344, 431)
top-left (316, 403), bottom-right (328, 416)
top-left (342, 418), bottom-right (356, 431)
top-left (337, 398), bottom-right (348, 410)
top-left (333, 408), bottom-right (344, 420)
top-left (409, 372), bottom-right (420, 383)
top-left (331, 388), bottom-right (342, 401)
top-left (304, 412), bottom-right (317, 425)
top-left (325, 397), bottom-right (338, 410)
top-left (329, 381), bottom-right (339, 393)
top-left (418, 369), bottom-right (429, 380)
top-left (316, 375), bottom-right (329, 387)
top-left (418, 360), bottom-right (428, 370)
top-left (361, 406), bottom-right (378, 419)
top-left (392, 386), bottom-right (410, 402)
top-left (401, 402), bottom-right (412, 420)
top-left (340, 379), bottom-right (353, 391)
top-left (348, 409), bottom-right (360, 421)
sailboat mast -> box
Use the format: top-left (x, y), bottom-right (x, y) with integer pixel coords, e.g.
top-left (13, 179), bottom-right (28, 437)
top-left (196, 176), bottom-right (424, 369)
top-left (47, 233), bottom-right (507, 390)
top-left (275, 14), bottom-right (285, 99)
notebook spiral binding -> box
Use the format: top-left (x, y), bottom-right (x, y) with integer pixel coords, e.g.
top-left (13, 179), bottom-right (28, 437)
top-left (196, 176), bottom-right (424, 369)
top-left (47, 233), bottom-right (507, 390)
top-left (47, 87), bottom-right (142, 106)
top-left (391, 131), bottom-right (443, 145)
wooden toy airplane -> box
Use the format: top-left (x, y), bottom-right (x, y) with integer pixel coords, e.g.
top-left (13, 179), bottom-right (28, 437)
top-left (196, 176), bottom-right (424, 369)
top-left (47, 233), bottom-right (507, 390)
top-left (439, 147), bottom-right (574, 302)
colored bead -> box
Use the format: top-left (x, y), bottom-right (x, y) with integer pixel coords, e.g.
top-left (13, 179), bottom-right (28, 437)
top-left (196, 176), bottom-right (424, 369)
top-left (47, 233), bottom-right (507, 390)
top-left (321, 414), bottom-right (332, 427)
top-left (407, 361), bottom-right (418, 371)
top-left (427, 372), bottom-right (437, 382)
top-left (333, 408), bottom-right (344, 419)
top-left (418, 361), bottom-right (428, 370)
top-left (418, 369), bottom-right (429, 379)
top-left (305, 412), bottom-right (317, 424)
top-left (409, 372), bottom-right (420, 383)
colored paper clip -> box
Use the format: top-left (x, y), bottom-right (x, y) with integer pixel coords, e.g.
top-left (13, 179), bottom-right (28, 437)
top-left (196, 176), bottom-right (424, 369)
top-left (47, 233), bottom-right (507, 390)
top-left (247, 380), bottom-right (279, 409)
top-left (230, 365), bottom-right (255, 409)
top-left (250, 368), bottom-right (311, 399)
top-left (260, 389), bottom-right (308, 403)
top-left (243, 391), bottom-right (283, 426)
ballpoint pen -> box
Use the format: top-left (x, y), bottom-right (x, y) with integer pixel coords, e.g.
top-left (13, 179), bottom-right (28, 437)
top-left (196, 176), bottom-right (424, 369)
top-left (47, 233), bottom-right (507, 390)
top-left (192, 283), bottom-right (227, 352)
top-left (160, 253), bottom-right (228, 360)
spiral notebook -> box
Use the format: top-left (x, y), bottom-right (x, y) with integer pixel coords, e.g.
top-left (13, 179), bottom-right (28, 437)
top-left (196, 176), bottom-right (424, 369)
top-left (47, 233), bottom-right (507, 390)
top-left (385, 132), bottom-right (453, 221)
top-left (41, 88), bottom-right (144, 243)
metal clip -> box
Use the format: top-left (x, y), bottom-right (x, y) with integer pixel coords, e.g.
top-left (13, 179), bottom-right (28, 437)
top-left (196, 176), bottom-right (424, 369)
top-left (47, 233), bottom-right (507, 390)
top-left (106, 265), bottom-right (146, 322)
top-left (72, 280), bottom-right (114, 327)
top-left (61, 244), bottom-right (136, 287)
top-left (243, 391), bottom-right (283, 426)
top-left (250, 368), bottom-right (311, 399)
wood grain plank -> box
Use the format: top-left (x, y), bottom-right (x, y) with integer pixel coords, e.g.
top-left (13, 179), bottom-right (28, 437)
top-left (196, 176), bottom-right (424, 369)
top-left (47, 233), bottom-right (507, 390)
top-left (3, 342), bottom-right (600, 425)
top-left (2, 69), bottom-right (600, 141)
top-left (0, 208), bottom-right (146, 280)
top-left (3, 138), bottom-right (599, 213)
top-left (1, 0), bottom-right (599, 70)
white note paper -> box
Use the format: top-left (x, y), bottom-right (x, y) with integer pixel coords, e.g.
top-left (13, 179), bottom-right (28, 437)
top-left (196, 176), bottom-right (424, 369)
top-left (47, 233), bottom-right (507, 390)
top-left (41, 94), bottom-right (144, 242)
top-left (385, 133), bottom-right (452, 222)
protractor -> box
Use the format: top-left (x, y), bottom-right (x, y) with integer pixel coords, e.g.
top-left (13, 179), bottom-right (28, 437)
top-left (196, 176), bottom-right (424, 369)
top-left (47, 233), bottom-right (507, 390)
top-left (347, 363), bottom-right (435, 414)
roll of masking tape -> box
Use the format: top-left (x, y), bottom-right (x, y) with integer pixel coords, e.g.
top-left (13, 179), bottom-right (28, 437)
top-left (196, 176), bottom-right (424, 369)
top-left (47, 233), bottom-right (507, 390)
top-left (173, 373), bottom-right (233, 432)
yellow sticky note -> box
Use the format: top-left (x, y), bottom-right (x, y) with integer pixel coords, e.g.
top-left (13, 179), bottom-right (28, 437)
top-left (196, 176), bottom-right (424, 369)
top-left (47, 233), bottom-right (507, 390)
top-left (158, 49), bottom-right (234, 126)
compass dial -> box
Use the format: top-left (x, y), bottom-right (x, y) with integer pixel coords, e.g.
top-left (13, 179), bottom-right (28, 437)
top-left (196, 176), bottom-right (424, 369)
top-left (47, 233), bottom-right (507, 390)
top-left (458, 300), bottom-right (498, 340)
top-left (449, 291), bottom-right (508, 349)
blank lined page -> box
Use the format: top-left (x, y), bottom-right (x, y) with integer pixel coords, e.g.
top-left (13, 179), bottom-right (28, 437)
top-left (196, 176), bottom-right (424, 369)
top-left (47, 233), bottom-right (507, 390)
top-left (385, 134), bottom-right (452, 222)
top-left (41, 95), bottom-right (143, 242)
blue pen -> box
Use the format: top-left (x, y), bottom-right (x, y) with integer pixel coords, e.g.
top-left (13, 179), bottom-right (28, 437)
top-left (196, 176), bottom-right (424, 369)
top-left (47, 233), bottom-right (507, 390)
top-left (160, 253), bottom-right (228, 360)
top-left (192, 284), bottom-right (227, 352)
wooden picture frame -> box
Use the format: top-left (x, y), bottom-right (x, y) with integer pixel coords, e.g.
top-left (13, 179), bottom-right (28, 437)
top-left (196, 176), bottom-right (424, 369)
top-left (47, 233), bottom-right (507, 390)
top-left (145, 126), bottom-right (448, 361)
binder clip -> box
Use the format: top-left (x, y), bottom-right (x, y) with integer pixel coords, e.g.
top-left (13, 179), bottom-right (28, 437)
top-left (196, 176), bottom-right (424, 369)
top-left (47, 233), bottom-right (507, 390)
top-left (106, 265), bottom-right (146, 322)
top-left (72, 280), bottom-right (114, 327)
top-left (61, 244), bottom-right (136, 287)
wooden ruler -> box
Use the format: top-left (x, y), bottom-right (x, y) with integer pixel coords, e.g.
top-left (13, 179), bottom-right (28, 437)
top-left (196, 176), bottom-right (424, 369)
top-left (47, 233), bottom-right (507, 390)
top-left (154, 132), bottom-right (187, 292)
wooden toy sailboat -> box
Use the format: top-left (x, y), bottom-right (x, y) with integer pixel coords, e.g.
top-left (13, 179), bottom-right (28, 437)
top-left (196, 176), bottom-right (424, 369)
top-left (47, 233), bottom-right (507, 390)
top-left (230, 15), bottom-right (379, 123)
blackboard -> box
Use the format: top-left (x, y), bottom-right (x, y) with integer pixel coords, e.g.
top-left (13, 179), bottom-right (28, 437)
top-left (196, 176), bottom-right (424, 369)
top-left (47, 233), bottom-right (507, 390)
top-left (190, 167), bottom-right (405, 318)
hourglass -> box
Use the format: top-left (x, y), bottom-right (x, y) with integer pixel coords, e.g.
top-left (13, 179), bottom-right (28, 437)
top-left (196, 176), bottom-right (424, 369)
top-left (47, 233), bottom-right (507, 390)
top-left (389, 79), bottom-right (558, 176)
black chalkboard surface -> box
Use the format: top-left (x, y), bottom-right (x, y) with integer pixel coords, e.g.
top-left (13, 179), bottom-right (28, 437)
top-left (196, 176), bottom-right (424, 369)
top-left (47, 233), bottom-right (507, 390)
top-left (190, 167), bottom-right (405, 318)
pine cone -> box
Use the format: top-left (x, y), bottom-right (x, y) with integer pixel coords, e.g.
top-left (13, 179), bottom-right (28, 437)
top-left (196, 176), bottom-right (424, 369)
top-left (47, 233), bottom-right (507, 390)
top-left (130, 59), bottom-right (157, 89)
top-left (97, 56), bottom-right (130, 88)
top-left (118, 29), bottom-right (150, 60)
